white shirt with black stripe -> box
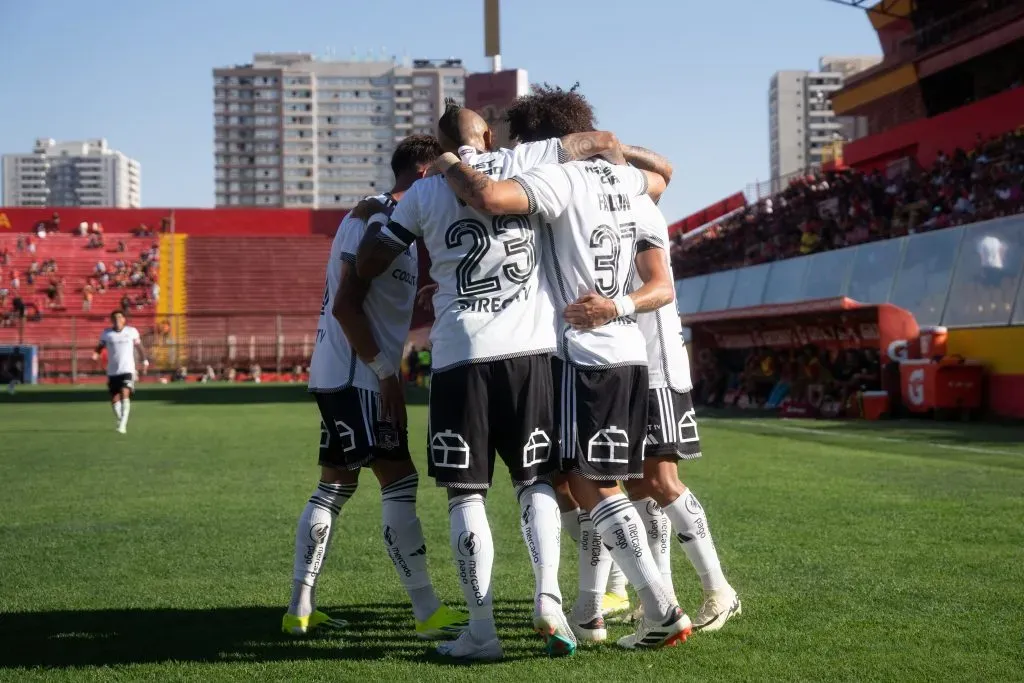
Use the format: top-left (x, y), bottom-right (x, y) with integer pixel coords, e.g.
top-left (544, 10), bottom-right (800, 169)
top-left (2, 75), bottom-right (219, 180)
top-left (457, 139), bottom-right (569, 180)
top-left (99, 326), bottom-right (140, 377)
top-left (631, 196), bottom-right (693, 393)
top-left (308, 193), bottom-right (418, 393)
top-left (512, 160), bottom-right (663, 367)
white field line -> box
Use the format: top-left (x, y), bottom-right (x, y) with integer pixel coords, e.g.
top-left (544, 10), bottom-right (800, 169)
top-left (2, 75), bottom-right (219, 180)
top-left (716, 419), bottom-right (1024, 458)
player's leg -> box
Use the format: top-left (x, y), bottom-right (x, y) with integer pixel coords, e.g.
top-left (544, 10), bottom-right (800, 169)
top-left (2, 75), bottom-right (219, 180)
top-left (644, 389), bottom-right (740, 632)
top-left (565, 365), bottom-right (690, 649)
top-left (428, 365), bottom-right (502, 661)
top-left (116, 381), bottom-right (133, 433)
top-left (283, 392), bottom-right (362, 635)
top-left (369, 400), bottom-right (467, 640)
top-left (107, 375), bottom-right (123, 427)
top-left (495, 354), bottom-right (574, 656)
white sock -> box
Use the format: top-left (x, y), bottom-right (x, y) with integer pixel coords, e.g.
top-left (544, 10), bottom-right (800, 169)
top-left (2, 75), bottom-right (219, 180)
top-left (665, 489), bottom-right (728, 593)
top-left (516, 482), bottom-right (563, 610)
top-left (381, 473), bottom-right (441, 622)
top-left (112, 401), bottom-right (122, 421)
top-left (571, 512), bottom-right (611, 625)
top-left (634, 498), bottom-right (676, 605)
top-left (591, 494), bottom-right (675, 623)
top-left (289, 481), bottom-right (358, 617)
top-left (118, 398), bottom-right (131, 429)
top-left (607, 562), bottom-right (628, 597)
top-left (561, 508), bottom-right (581, 543)
top-left (449, 493), bottom-right (496, 641)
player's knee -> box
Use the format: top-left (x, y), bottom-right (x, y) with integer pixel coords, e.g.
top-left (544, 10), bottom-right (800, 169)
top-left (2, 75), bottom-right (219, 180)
top-left (372, 458), bottom-right (417, 489)
top-left (320, 465), bottom-right (358, 486)
top-left (447, 488), bottom-right (487, 502)
top-left (645, 461), bottom-right (685, 505)
top-left (552, 474), bottom-right (578, 511)
top-left (623, 477), bottom-right (649, 501)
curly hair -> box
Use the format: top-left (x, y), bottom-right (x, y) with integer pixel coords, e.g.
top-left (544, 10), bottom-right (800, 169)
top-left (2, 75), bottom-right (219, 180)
top-left (506, 83), bottom-right (597, 143)
top-left (391, 134), bottom-right (442, 177)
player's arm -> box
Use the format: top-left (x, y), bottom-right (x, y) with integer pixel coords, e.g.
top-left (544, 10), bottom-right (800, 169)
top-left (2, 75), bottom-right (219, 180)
top-left (92, 339), bottom-right (104, 362)
top-left (564, 243), bottom-right (674, 330)
top-left (437, 154), bottom-right (573, 219)
top-left (621, 144), bottom-right (673, 187)
top-left (134, 335), bottom-right (150, 373)
top-left (558, 131), bottom-right (621, 162)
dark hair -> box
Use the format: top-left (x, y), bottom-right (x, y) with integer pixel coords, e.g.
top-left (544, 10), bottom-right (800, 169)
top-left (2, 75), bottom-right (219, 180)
top-left (437, 97), bottom-right (462, 146)
top-left (507, 83), bottom-right (596, 143)
top-left (110, 309), bottom-right (126, 320)
top-left (391, 134), bottom-right (442, 177)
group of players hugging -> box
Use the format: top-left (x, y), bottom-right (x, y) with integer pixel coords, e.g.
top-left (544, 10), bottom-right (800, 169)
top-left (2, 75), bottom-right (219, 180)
top-left (286, 85), bottom-right (740, 661)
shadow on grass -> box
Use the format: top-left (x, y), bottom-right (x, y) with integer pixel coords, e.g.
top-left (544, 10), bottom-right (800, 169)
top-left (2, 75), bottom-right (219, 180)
top-left (1, 384), bottom-right (431, 407)
top-left (0, 600), bottom-right (538, 669)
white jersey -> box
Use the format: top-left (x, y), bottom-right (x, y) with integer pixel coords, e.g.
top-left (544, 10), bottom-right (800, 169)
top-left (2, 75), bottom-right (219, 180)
top-left (382, 175), bottom-right (559, 372)
top-left (632, 197), bottom-right (692, 392)
top-left (457, 139), bottom-right (568, 179)
top-left (514, 160), bottom-right (663, 367)
top-left (308, 193), bottom-right (419, 392)
top-left (99, 326), bottom-right (140, 377)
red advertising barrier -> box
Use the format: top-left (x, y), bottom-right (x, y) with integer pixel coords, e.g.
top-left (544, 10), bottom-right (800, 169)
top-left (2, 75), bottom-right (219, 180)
top-left (0, 208), bottom-right (349, 237)
top-left (667, 192), bottom-right (747, 238)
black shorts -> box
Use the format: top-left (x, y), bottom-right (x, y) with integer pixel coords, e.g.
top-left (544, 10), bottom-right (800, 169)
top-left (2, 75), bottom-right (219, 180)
top-left (107, 373), bottom-right (135, 396)
top-left (555, 359), bottom-right (649, 482)
top-left (314, 387), bottom-right (410, 470)
top-left (646, 387), bottom-right (702, 460)
top-left (427, 354), bottom-right (557, 489)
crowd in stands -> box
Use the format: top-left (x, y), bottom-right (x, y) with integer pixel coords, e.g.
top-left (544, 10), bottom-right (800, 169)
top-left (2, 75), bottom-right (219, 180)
top-left (692, 346), bottom-right (883, 417)
top-left (673, 129), bottom-right (1024, 278)
top-left (0, 212), bottom-right (159, 326)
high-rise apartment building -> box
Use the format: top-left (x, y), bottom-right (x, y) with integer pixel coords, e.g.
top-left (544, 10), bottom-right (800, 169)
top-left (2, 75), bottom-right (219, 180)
top-left (1, 138), bottom-right (141, 207)
top-left (768, 55), bottom-right (881, 183)
top-left (213, 53), bottom-right (466, 208)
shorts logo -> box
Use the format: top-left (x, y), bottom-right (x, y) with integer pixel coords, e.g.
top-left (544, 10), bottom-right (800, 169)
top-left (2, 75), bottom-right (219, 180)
top-left (333, 419), bottom-right (356, 452)
top-left (457, 531), bottom-right (479, 557)
top-left (430, 430), bottom-right (471, 469)
top-left (376, 422), bottom-right (401, 451)
top-left (309, 522), bottom-right (330, 543)
top-left (319, 421), bottom-right (330, 449)
top-left (678, 409), bottom-right (699, 444)
top-left (522, 429), bottom-right (552, 467)
top-left (684, 492), bottom-right (703, 516)
top-left (587, 427), bottom-right (630, 464)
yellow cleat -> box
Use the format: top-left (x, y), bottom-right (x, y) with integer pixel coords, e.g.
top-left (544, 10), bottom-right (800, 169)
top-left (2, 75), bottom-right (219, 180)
top-left (415, 605), bottom-right (470, 640)
top-left (601, 591), bottom-right (632, 620)
top-left (281, 610), bottom-right (348, 636)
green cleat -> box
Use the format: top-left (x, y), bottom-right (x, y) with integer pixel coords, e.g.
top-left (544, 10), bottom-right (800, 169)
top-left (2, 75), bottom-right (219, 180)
top-left (415, 605), bottom-right (470, 640)
top-left (281, 610), bottom-right (348, 636)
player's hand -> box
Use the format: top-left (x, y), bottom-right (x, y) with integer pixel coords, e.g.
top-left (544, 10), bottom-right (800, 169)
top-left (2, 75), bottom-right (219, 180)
top-left (350, 198), bottom-right (387, 221)
top-left (91, 352), bottom-right (100, 363)
top-left (378, 374), bottom-right (407, 431)
top-left (142, 359), bottom-right (150, 375)
top-left (564, 292), bottom-right (618, 330)
top-left (416, 283), bottom-right (438, 312)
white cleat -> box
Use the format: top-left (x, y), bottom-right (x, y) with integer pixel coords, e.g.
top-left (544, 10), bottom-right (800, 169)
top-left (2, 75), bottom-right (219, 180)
top-left (617, 606), bottom-right (692, 650)
top-left (568, 614), bottom-right (607, 643)
top-left (533, 609), bottom-right (577, 657)
top-left (693, 587), bottom-right (741, 632)
top-left (116, 425), bottom-right (127, 434)
top-left (434, 631), bottom-right (504, 662)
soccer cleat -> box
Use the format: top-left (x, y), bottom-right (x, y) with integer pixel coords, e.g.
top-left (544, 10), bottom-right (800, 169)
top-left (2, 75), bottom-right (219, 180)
top-left (533, 610), bottom-right (577, 657)
top-left (569, 615), bottom-right (608, 644)
top-left (415, 605), bottom-right (470, 640)
top-left (434, 631), bottom-right (504, 661)
top-left (116, 425), bottom-right (127, 434)
top-left (601, 591), bottom-right (631, 619)
top-left (616, 606), bottom-right (692, 650)
top-left (693, 587), bottom-right (742, 632)
top-left (281, 610), bottom-right (348, 636)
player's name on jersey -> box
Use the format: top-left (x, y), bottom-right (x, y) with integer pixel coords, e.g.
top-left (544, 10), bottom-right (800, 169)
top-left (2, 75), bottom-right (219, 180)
top-left (597, 194), bottom-right (633, 213)
top-left (454, 282), bottom-right (534, 313)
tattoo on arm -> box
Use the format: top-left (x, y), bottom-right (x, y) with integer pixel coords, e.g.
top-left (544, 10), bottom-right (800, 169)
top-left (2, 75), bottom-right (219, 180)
top-left (622, 145), bottom-right (673, 184)
top-left (560, 131), bottom-right (618, 162)
top-left (444, 162), bottom-right (493, 209)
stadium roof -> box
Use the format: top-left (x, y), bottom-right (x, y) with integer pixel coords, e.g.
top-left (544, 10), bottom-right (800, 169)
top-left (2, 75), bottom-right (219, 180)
top-left (821, 0), bottom-right (907, 18)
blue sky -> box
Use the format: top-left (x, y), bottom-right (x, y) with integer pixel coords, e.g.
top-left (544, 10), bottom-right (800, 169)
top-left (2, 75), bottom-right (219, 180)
top-left (0, 0), bottom-right (879, 221)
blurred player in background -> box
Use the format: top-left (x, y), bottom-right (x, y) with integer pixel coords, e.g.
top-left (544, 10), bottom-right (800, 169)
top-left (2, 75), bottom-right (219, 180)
top-left (284, 136), bottom-right (467, 641)
top-left (93, 309), bottom-right (148, 434)
top-left (437, 122), bottom-right (689, 648)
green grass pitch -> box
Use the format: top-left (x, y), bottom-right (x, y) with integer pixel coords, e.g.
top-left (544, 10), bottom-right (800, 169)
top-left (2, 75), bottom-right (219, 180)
top-left (1, 384), bottom-right (1023, 682)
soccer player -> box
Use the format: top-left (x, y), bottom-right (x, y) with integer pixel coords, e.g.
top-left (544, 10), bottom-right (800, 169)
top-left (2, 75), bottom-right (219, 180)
top-left (285, 135), bottom-right (467, 641)
top-left (355, 135), bottom-right (579, 662)
top-left (436, 144), bottom-right (689, 649)
top-left (502, 87), bottom-right (738, 633)
top-left (93, 309), bottom-right (148, 434)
